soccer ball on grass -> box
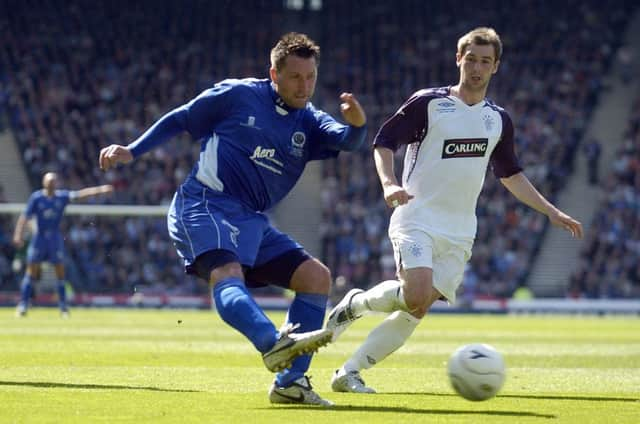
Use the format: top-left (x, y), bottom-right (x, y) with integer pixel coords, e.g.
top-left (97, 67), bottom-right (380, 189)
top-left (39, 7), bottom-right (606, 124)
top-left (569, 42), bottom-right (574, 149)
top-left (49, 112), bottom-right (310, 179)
top-left (447, 343), bottom-right (506, 401)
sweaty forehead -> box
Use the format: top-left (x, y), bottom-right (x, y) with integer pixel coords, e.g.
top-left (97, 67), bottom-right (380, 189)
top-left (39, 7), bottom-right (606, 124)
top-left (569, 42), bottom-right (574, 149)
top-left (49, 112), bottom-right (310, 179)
top-left (281, 55), bottom-right (317, 73)
top-left (463, 43), bottom-right (496, 60)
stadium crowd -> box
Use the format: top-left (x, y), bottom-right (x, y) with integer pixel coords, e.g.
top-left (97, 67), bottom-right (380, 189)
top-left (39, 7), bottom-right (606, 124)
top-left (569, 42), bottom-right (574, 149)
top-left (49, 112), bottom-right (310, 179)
top-left (0, 0), bottom-right (638, 299)
top-left (568, 92), bottom-right (640, 298)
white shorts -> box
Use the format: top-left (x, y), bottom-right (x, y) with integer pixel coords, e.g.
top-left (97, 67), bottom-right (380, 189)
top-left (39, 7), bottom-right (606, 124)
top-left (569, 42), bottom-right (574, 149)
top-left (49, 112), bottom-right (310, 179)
top-left (391, 229), bottom-right (472, 303)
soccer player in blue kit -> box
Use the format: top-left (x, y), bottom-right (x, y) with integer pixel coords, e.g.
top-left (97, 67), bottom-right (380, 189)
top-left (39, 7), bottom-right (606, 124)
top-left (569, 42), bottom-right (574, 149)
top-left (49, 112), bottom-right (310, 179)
top-left (99, 32), bottom-right (367, 406)
top-left (13, 172), bottom-right (113, 317)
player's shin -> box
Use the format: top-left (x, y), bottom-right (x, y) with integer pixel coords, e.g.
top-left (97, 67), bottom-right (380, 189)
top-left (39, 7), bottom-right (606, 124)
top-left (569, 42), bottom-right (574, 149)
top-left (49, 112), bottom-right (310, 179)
top-left (19, 275), bottom-right (33, 309)
top-left (343, 311), bottom-right (419, 372)
top-left (276, 292), bottom-right (327, 386)
top-left (212, 277), bottom-right (278, 353)
top-left (351, 279), bottom-right (409, 315)
top-left (57, 280), bottom-right (67, 311)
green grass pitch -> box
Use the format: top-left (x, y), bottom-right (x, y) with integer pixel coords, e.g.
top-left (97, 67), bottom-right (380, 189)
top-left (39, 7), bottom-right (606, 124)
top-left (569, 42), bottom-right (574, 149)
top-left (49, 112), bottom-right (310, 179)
top-left (1, 308), bottom-right (638, 423)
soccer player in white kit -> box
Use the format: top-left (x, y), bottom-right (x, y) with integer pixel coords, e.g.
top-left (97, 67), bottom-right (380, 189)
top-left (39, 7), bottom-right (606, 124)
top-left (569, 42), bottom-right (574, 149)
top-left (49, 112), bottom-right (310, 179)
top-left (326, 27), bottom-right (584, 393)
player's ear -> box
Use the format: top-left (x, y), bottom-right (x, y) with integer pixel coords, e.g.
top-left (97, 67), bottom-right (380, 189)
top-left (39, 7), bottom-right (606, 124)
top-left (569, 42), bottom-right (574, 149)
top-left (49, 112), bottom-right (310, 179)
top-left (269, 67), bottom-right (278, 84)
top-left (492, 59), bottom-right (500, 74)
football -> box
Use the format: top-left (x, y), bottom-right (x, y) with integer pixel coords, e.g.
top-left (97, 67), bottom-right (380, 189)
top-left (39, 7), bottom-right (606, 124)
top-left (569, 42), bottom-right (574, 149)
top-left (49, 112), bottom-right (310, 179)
top-left (447, 343), bottom-right (506, 401)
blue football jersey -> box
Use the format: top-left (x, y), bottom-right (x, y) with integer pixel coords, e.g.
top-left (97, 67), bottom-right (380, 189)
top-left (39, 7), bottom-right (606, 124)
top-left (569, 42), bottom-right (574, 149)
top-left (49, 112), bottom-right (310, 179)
top-left (24, 190), bottom-right (73, 237)
top-left (130, 78), bottom-right (364, 211)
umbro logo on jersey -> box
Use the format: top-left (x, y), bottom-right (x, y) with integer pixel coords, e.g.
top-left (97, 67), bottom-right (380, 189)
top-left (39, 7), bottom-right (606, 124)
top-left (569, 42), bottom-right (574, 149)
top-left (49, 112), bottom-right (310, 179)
top-left (240, 115), bottom-right (261, 130)
top-left (442, 138), bottom-right (488, 159)
top-left (436, 100), bottom-right (456, 113)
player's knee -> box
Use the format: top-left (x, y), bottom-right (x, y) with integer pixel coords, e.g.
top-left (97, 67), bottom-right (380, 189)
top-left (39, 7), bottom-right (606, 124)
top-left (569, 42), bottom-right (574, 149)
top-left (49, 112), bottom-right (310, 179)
top-left (291, 259), bottom-right (331, 294)
top-left (209, 262), bottom-right (244, 285)
top-left (403, 285), bottom-right (437, 318)
top-left (404, 296), bottom-right (428, 318)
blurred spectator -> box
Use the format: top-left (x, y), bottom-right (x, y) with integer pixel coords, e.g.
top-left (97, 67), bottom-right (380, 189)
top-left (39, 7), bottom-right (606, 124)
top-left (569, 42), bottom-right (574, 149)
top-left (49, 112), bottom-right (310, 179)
top-left (0, 0), bottom-right (637, 299)
top-left (0, 184), bottom-right (17, 287)
top-left (569, 93), bottom-right (640, 298)
top-left (583, 138), bottom-right (602, 185)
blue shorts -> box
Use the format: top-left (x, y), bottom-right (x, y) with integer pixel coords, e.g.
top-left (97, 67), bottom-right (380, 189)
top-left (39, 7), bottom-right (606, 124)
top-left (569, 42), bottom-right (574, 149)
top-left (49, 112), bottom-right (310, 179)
top-left (168, 180), bottom-right (303, 274)
top-left (27, 233), bottom-right (65, 264)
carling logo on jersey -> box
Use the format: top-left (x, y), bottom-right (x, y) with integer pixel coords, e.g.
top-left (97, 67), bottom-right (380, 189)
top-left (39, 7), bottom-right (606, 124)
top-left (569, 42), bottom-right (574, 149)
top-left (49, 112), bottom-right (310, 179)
top-left (441, 138), bottom-right (489, 159)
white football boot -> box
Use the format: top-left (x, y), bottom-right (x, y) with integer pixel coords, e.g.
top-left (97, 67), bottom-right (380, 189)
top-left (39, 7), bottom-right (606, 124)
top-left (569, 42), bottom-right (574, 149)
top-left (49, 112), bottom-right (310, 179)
top-left (269, 376), bottom-right (334, 406)
top-left (325, 289), bottom-right (364, 342)
top-left (331, 369), bottom-right (376, 393)
top-left (15, 303), bottom-right (27, 318)
top-left (262, 323), bottom-right (333, 372)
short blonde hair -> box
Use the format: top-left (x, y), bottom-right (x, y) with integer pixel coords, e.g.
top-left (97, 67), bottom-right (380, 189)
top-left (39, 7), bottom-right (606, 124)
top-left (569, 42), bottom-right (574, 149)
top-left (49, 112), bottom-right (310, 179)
top-left (457, 27), bottom-right (502, 62)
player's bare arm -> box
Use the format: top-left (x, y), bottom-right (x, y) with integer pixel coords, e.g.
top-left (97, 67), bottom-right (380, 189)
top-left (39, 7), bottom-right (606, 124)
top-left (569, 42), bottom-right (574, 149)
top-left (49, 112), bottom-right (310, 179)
top-left (500, 172), bottom-right (583, 238)
top-left (12, 214), bottom-right (27, 248)
top-left (73, 184), bottom-right (114, 200)
top-left (374, 146), bottom-right (414, 208)
top-left (99, 145), bottom-right (134, 171)
top-left (339, 93), bottom-right (366, 127)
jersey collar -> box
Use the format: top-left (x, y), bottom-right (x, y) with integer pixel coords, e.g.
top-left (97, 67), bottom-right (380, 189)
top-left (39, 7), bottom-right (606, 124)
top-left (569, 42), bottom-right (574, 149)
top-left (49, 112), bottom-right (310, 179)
top-left (446, 85), bottom-right (487, 109)
top-left (269, 82), bottom-right (296, 115)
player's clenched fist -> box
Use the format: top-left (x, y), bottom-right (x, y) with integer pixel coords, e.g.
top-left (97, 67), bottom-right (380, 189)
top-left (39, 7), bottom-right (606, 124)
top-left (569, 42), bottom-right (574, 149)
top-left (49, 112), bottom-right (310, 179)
top-left (339, 92), bottom-right (366, 128)
top-left (99, 144), bottom-right (133, 170)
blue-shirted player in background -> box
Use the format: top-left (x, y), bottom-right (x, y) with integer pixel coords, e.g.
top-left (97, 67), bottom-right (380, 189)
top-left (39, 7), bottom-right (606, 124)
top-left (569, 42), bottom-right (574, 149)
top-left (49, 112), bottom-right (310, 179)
top-left (99, 32), bottom-right (367, 406)
top-left (12, 172), bottom-right (113, 317)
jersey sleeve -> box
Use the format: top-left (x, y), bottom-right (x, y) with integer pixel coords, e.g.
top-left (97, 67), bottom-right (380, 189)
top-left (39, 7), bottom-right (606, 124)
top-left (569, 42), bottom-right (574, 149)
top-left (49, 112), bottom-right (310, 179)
top-left (307, 109), bottom-right (367, 160)
top-left (180, 81), bottom-right (236, 139)
top-left (24, 193), bottom-right (37, 218)
top-left (128, 82), bottom-right (235, 158)
top-left (58, 190), bottom-right (73, 205)
top-left (490, 111), bottom-right (523, 178)
top-left (373, 91), bottom-right (430, 151)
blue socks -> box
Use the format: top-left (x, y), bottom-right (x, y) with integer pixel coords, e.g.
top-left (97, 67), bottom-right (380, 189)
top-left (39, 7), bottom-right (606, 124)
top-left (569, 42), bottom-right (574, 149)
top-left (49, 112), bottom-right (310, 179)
top-left (212, 277), bottom-right (277, 353)
top-left (57, 280), bottom-right (67, 311)
top-left (19, 275), bottom-right (33, 309)
top-left (19, 276), bottom-right (68, 312)
top-left (275, 292), bottom-right (328, 387)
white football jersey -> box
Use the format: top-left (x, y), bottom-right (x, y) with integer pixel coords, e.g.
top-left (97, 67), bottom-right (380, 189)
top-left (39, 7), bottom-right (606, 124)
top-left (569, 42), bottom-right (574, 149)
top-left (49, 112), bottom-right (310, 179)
top-left (373, 87), bottom-right (522, 241)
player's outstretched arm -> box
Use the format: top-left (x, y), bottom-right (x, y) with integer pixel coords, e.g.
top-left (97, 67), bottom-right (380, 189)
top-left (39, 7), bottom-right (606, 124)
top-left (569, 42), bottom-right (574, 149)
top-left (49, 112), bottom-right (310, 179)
top-left (500, 172), bottom-right (583, 239)
top-left (73, 184), bottom-right (114, 200)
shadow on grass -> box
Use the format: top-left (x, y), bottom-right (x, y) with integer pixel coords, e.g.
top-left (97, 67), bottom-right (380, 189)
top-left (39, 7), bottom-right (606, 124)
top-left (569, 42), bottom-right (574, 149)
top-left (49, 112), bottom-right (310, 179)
top-left (380, 392), bottom-right (639, 403)
top-left (265, 404), bottom-right (556, 418)
top-left (0, 380), bottom-right (200, 393)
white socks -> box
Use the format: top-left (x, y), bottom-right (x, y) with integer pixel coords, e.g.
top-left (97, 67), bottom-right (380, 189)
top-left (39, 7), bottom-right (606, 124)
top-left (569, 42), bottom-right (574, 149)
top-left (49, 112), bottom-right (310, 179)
top-left (350, 279), bottom-right (408, 315)
top-left (342, 310), bottom-right (420, 373)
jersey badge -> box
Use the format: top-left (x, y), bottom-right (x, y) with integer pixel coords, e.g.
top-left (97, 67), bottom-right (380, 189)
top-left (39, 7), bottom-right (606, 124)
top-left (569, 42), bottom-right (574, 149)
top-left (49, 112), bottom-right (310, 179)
top-left (289, 131), bottom-right (306, 157)
top-left (483, 114), bottom-right (495, 132)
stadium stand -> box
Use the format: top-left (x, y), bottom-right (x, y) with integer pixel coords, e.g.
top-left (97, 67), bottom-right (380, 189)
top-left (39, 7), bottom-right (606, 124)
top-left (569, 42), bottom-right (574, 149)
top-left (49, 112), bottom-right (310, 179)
top-left (0, 0), bottom-right (637, 300)
top-left (568, 92), bottom-right (640, 298)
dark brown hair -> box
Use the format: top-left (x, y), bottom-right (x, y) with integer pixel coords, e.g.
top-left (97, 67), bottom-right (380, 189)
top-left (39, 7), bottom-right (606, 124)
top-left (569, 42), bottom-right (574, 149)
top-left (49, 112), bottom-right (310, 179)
top-left (270, 32), bottom-right (320, 71)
